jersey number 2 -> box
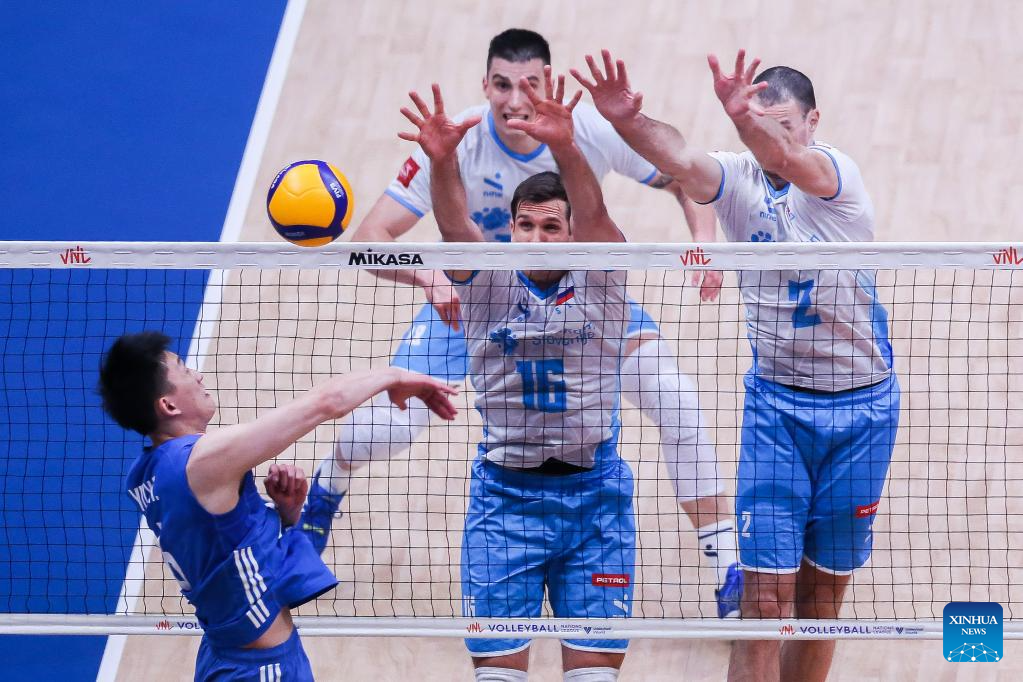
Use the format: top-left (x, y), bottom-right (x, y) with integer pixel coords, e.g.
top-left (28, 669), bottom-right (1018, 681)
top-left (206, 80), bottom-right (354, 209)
top-left (516, 359), bottom-right (567, 412)
top-left (788, 278), bottom-right (822, 328)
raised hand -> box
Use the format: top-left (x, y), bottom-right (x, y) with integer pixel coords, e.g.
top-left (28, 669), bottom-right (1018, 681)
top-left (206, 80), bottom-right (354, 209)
top-left (571, 49), bottom-right (644, 126)
top-left (386, 368), bottom-right (459, 421)
top-left (504, 65), bottom-right (583, 150)
top-left (707, 49), bottom-right (768, 120)
top-left (398, 84), bottom-right (481, 161)
top-left (264, 463), bottom-right (308, 528)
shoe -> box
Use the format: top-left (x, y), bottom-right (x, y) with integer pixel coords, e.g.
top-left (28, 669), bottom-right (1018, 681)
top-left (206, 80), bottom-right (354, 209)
top-left (715, 563), bottom-right (743, 619)
top-left (298, 473), bottom-right (345, 555)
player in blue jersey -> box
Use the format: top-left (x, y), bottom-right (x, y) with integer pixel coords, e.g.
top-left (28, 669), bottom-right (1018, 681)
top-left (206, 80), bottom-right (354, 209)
top-left (575, 50), bottom-right (900, 682)
top-left (399, 69), bottom-right (633, 681)
top-left (99, 332), bottom-right (457, 681)
top-left (303, 28), bottom-right (743, 620)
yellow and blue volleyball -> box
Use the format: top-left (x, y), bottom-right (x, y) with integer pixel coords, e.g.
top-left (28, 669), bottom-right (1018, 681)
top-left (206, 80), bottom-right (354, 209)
top-left (266, 160), bottom-right (354, 247)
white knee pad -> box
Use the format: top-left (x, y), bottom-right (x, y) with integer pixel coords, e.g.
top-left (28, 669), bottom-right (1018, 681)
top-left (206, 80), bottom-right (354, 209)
top-left (336, 392), bottom-right (432, 468)
top-left (475, 667), bottom-right (528, 682)
top-left (620, 339), bottom-right (721, 501)
top-left (563, 668), bottom-right (619, 682)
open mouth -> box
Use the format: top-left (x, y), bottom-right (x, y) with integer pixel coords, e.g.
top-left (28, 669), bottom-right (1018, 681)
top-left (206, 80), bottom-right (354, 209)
top-left (503, 113), bottom-right (529, 122)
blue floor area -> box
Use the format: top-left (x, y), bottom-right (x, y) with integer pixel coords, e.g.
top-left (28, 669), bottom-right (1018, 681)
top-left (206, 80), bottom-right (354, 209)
top-left (0, 2), bottom-right (287, 679)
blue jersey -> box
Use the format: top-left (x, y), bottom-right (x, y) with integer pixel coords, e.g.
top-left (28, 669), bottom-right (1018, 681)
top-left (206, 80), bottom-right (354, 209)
top-left (126, 434), bottom-right (337, 648)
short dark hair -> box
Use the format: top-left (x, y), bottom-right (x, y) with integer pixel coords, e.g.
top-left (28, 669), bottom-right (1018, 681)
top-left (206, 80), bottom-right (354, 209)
top-left (753, 66), bottom-right (816, 115)
top-left (98, 331), bottom-right (172, 435)
top-left (487, 29), bottom-right (551, 72)
top-left (511, 171), bottom-right (570, 221)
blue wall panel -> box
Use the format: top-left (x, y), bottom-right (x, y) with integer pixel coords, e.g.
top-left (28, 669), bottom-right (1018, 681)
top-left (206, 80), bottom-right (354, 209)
top-left (0, 2), bottom-right (287, 679)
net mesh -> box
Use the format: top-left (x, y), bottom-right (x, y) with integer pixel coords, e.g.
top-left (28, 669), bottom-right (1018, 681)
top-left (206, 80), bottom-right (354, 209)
top-left (0, 241), bottom-right (1020, 637)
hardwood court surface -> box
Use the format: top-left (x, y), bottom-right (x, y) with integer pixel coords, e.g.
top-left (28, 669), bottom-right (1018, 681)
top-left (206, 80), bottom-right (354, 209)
top-left (115, 1), bottom-right (1023, 679)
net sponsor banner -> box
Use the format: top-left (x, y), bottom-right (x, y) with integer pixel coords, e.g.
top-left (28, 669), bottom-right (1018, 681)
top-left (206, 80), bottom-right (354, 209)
top-left (7, 615), bottom-right (1023, 640)
top-left (1, 241), bottom-right (1021, 271)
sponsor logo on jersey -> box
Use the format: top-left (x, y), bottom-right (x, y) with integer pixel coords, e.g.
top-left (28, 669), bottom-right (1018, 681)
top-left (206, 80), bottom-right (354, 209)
top-left (348, 249), bottom-right (424, 266)
top-left (471, 206), bottom-right (512, 235)
top-left (482, 172), bottom-right (504, 198)
top-left (855, 501), bottom-right (879, 518)
top-left (59, 245), bottom-right (92, 265)
top-left (992, 246), bottom-right (1022, 266)
top-left (592, 573), bottom-right (630, 587)
top-left (397, 157), bottom-right (420, 187)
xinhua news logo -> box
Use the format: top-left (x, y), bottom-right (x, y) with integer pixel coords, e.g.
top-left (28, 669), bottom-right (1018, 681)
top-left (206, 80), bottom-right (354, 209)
top-left (943, 602), bottom-right (1002, 662)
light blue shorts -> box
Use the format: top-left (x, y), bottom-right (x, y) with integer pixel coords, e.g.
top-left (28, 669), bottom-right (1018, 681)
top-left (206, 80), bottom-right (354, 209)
top-left (736, 372), bottom-right (900, 574)
top-left (461, 455), bottom-right (636, 656)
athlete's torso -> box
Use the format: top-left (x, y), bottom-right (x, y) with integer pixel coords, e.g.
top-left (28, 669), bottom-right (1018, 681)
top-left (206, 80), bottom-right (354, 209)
top-left (452, 269), bottom-right (629, 468)
top-left (126, 435), bottom-right (336, 647)
top-left (710, 145), bottom-right (892, 391)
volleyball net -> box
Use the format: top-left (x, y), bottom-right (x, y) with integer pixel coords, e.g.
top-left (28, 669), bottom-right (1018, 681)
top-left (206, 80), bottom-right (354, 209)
top-left (0, 240), bottom-right (1020, 639)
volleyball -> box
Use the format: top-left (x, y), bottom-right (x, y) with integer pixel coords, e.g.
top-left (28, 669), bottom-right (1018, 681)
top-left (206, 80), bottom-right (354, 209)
top-left (266, 160), bottom-right (354, 246)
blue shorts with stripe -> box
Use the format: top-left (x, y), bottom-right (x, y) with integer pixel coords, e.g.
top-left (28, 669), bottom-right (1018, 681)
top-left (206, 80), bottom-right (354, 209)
top-left (195, 628), bottom-right (312, 681)
top-left (736, 372), bottom-right (900, 575)
top-left (392, 300), bottom-right (658, 382)
top-left (461, 453), bottom-right (636, 656)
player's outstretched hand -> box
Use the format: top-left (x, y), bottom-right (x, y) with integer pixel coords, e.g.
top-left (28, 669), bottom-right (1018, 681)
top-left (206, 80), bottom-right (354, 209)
top-left (571, 49), bottom-right (643, 126)
top-left (265, 463), bottom-right (308, 528)
top-left (386, 368), bottom-right (459, 420)
top-left (707, 50), bottom-right (768, 120)
top-left (505, 65), bottom-right (582, 150)
top-left (398, 84), bottom-right (481, 162)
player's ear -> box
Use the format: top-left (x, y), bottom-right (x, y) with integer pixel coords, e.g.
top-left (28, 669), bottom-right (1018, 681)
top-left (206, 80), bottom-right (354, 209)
top-left (155, 395), bottom-right (180, 419)
top-left (807, 108), bottom-right (820, 133)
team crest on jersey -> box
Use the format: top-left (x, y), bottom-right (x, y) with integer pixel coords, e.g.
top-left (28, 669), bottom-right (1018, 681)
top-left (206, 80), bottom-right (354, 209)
top-left (471, 206), bottom-right (512, 235)
top-left (397, 157), bottom-right (420, 187)
top-left (489, 327), bottom-right (518, 355)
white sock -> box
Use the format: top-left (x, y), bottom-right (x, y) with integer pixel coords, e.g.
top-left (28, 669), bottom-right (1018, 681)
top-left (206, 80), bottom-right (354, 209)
top-left (314, 393), bottom-right (431, 496)
top-left (697, 518), bottom-right (739, 587)
top-left (563, 668), bottom-right (619, 681)
top-left (475, 667), bottom-right (528, 682)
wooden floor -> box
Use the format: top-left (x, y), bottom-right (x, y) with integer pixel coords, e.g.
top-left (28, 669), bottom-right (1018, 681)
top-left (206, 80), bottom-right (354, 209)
top-left (116, 0), bottom-right (1023, 679)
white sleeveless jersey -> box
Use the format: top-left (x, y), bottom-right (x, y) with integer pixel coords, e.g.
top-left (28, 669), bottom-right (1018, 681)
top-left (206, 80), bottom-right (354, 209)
top-left (386, 103), bottom-right (657, 242)
top-left (451, 269), bottom-right (629, 468)
top-left (709, 144), bottom-right (893, 392)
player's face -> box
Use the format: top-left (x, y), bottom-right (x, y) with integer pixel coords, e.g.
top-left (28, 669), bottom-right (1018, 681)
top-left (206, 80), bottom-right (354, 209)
top-left (160, 351), bottom-right (216, 424)
top-left (511, 200), bottom-right (572, 243)
top-left (756, 96), bottom-right (819, 146)
top-left (483, 57), bottom-right (546, 144)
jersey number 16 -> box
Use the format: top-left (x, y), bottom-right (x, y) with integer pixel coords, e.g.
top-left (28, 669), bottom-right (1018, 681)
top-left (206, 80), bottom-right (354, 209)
top-left (516, 359), bottom-right (567, 413)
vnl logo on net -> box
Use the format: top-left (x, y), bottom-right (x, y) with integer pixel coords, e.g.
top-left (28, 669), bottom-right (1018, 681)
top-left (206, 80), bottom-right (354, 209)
top-left (943, 602), bottom-right (1003, 662)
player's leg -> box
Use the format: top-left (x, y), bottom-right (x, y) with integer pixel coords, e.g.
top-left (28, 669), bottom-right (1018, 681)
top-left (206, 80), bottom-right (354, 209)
top-left (777, 560), bottom-right (851, 682)
top-left (619, 303), bottom-right (739, 616)
top-left (728, 374), bottom-right (811, 682)
top-left (727, 570), bottom-right (797, 682)
top-left (299, 303), bottom-right (467, 552)
top-left (463, 459), bottom-right (550, 676)
top-left (548, 456), bottom-right (636, 677)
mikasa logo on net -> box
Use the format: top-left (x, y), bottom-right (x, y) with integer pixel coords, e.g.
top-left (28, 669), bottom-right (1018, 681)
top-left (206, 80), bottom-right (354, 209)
top-left (348, 249), bottom-right (424, 266)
